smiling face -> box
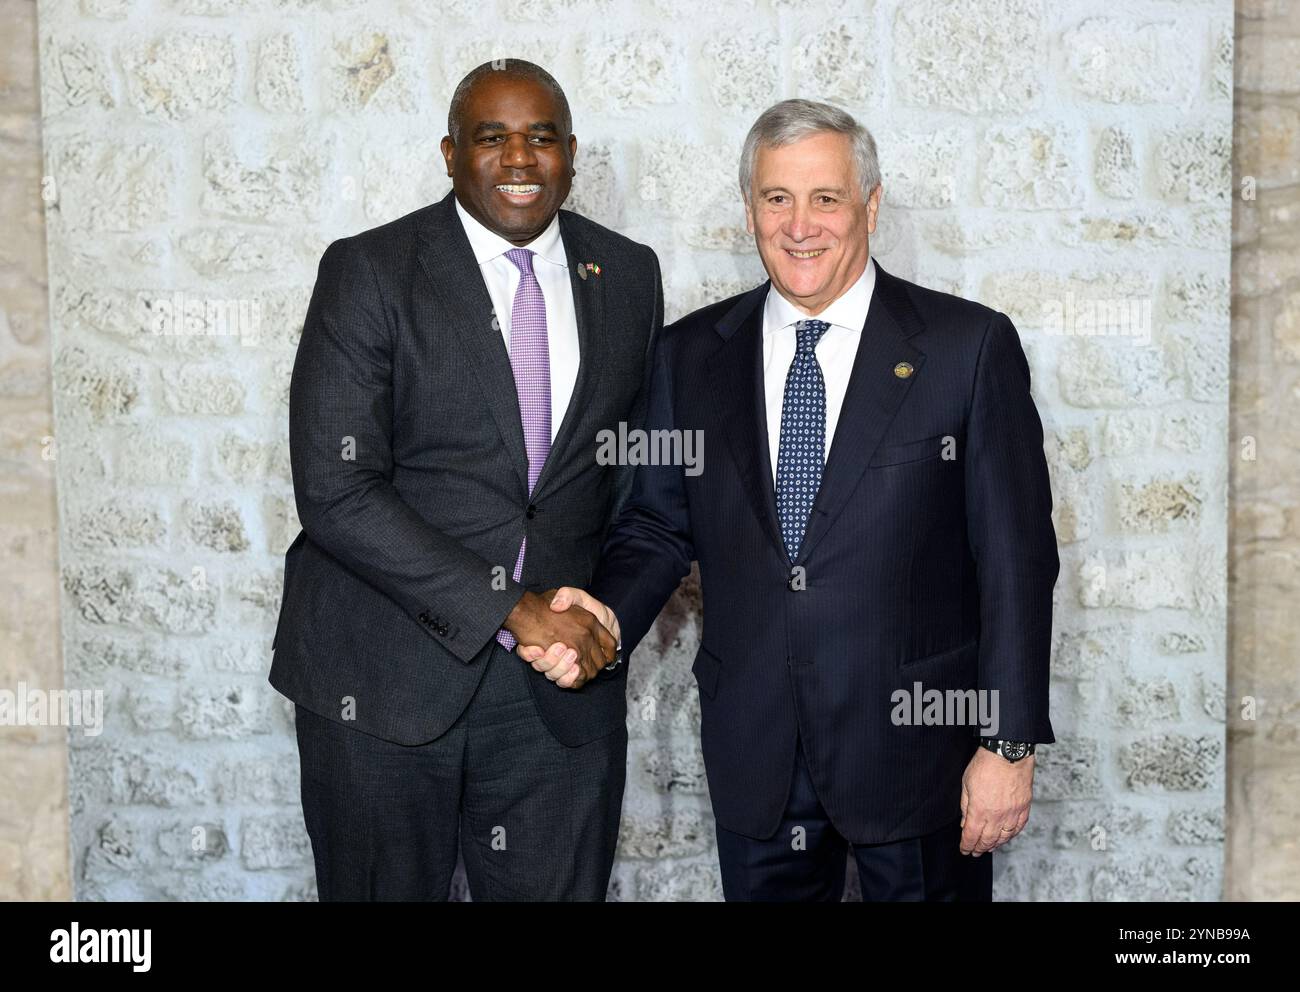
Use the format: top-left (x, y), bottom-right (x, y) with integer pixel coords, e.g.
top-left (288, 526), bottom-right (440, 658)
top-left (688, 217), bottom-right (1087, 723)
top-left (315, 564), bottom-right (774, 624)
top-left (744, 130), bottom-right (881, 316)
top-left (440, 73), bottom-right (576, 246)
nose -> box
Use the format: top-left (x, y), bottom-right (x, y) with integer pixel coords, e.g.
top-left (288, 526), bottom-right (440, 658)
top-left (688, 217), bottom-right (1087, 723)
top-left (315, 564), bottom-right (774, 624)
top-left (500, 132), bottom-right (538, 170)
top-left (784, 200), bottom-right (820, 243)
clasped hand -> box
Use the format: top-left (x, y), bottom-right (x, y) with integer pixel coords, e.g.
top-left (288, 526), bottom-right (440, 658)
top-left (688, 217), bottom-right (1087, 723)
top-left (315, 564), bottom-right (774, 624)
top-left (506, 588), bottom-right (621, 689)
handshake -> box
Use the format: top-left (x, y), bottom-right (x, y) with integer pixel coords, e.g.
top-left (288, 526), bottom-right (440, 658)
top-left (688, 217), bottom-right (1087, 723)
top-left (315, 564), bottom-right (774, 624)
top-left (504, 587), bottom-right (621, 689)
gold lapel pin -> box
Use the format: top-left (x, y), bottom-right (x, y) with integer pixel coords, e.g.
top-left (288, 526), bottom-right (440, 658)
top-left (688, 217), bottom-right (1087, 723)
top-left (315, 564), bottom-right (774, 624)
top-left (894, 361), bottom-right (914, 379)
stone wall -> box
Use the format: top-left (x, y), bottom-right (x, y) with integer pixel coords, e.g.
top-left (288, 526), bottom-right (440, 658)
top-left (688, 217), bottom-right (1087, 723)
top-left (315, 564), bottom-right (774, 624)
top-left (28, 0), bottom-right (1235, 900)
top-left (1226, 0), bottom-right (1300, 902)
top-left (0, 0), bottom-right (69, 901)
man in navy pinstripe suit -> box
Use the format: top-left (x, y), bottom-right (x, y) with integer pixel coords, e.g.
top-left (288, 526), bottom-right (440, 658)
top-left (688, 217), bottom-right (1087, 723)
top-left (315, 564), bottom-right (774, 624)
top-left (519, 99), bottom-right (1060, 901)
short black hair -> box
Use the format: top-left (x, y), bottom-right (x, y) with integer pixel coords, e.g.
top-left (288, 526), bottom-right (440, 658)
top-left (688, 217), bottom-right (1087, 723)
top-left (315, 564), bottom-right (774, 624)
top-left (447, 60), bottom-right (572, 145)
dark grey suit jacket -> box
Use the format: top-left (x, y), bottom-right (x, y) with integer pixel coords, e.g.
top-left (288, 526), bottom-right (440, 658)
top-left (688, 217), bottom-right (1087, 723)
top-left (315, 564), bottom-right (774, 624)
top-left (269, 190), bottom-right (662, 747)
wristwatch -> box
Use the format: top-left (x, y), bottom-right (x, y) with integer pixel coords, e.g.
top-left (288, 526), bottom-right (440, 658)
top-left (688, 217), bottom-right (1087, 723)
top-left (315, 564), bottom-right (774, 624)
top-left (978, 738), bottom-right (1035, 762)
top-left (604, 640), bottom-right (622, 673)
top-left (601, 608), bottom-right (623, 674)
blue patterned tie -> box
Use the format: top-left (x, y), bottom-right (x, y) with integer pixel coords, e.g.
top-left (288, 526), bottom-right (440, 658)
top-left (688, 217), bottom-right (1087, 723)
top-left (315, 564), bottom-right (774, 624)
top-left (775, 318), bottom-right (831, 561)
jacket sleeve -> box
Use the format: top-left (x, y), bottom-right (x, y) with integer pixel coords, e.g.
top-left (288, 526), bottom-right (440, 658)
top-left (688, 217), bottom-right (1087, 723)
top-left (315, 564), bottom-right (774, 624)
top-left (588, 308), bottom-right (694, 663)
top-left (964, 311), bottom-right (1060, 742)
top-left (605, 245), bottom-right (665, 529)
top-left (289, 237), bottom-right (525, 662)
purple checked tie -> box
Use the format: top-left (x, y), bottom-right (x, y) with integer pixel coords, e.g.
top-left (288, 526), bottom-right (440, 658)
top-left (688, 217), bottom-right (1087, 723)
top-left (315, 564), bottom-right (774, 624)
top-left (496, 248), bottom-right (551, 650)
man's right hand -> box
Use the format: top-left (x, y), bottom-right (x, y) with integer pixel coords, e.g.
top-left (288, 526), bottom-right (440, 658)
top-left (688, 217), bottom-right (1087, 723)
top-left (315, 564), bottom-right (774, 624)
top-left (504, 589), bottom-right (616, 687)
top-left (515, 587), bottom-right (621, 689)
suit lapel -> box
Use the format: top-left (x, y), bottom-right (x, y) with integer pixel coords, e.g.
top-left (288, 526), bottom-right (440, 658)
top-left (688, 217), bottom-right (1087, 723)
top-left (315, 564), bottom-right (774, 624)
top-left (707, 281), bottom-right (788, 562)
top-left (794, 262), bottom-right (927, 564)
top-left (707, 263), bottom-right (929, 567)
top-left (415, 192), bottom-right (530, 495)
top-left (531, 210), bottom-right (605, 501)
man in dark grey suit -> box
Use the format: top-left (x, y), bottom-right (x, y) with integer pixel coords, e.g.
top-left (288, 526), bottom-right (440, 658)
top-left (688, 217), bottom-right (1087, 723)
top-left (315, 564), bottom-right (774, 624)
top-left (268, 60), bottom-right (660, 900)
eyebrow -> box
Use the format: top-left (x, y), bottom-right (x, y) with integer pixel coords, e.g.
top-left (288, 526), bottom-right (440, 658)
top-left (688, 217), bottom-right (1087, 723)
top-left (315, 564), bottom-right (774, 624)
top-left (758, 185), bottom-right (850, 197)
top-left (472, 120), bottom-right (559, 136)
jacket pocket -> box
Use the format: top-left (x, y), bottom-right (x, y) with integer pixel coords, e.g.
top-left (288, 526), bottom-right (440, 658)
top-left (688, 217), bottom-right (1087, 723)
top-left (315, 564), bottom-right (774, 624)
top-left (899, 637), bottom-right (978, 670)
top-left (869, 433), bottom-right (947, 467)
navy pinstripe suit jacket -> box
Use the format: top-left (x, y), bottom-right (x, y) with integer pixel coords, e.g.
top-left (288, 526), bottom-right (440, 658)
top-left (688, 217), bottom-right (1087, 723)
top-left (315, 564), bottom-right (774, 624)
top-left (589, 262), bottom-right (1059, 843)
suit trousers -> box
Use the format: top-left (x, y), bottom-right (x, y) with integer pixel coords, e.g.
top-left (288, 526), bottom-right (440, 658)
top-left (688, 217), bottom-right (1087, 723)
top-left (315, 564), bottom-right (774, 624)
top-left (294, 642), bottom-right (627, 901)
top-left (714, 735), bottom-right (993, 902)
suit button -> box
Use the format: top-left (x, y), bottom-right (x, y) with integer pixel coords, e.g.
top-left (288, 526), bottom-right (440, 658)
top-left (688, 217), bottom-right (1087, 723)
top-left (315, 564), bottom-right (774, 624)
top-left (526, 504), bottom-right (537, 519)
top-left (437, 625), bottom-right (448, 636)
top-left (419, 611), bottom-right (430, 622)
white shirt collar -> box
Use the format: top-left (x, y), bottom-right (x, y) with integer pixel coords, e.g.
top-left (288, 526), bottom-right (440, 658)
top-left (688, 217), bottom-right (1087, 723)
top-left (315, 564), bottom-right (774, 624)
top-left (764, 255), bottom-right (876, 334)
top-left (454, 194), bottom-right (567, 268)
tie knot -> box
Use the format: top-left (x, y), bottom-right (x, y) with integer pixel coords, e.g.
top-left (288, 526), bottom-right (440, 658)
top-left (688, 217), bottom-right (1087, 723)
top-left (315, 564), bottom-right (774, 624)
top-left (794, 318), bottom-right (831, 354)
top-left (505, 247), bottom-right (535, 275)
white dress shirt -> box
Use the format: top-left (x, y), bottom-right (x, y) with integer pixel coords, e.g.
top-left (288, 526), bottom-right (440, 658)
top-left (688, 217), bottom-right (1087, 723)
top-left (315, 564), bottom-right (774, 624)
top-left (454, 196), bottom-right (579, 445)
top-left (762, 256), bottom-right (877, 484)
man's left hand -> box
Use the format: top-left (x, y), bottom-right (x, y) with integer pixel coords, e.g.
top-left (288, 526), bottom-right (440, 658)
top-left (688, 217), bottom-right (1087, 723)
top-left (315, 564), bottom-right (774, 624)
top-left (958, 747), bottom-right (1034, 856)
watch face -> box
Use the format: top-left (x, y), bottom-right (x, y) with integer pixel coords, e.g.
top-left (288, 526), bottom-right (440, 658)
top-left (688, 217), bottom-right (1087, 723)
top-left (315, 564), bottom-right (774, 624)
top-left (1003, 742), bottom-right (1029, 760)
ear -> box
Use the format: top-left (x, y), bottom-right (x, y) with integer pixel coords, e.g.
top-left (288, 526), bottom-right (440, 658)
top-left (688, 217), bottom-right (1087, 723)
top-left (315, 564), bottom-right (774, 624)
top-left (439, 135), bottom-right (455, 178)
top-left (743, 187), bottom-right (755, 236)
top-left (568, 133), bottom-right (578, 175)
top-left (865, 183), bottom-right (882, 235)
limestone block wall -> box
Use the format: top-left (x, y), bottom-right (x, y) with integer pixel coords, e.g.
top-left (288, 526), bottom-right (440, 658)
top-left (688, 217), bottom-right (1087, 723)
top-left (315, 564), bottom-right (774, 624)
top-left (1226, 0), bottom-right (1300, 902)
top-left (0, 0), bottom-right (70, 901)
top-left (28, 0), bottom-right (1234, 900)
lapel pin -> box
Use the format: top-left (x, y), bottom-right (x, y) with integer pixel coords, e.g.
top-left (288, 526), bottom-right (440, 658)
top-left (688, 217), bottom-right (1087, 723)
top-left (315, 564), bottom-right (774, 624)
top-left (894, 361), bottom-right (914, 379)
top-left (585, 262), bottom-right (601, 276)
top-left (577, 262), bottom-right (587, 280)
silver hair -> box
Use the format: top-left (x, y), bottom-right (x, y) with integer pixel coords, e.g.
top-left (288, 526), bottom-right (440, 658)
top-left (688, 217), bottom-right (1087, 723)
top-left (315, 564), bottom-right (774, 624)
top-left (739, 98), bottom-right (881, 204)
